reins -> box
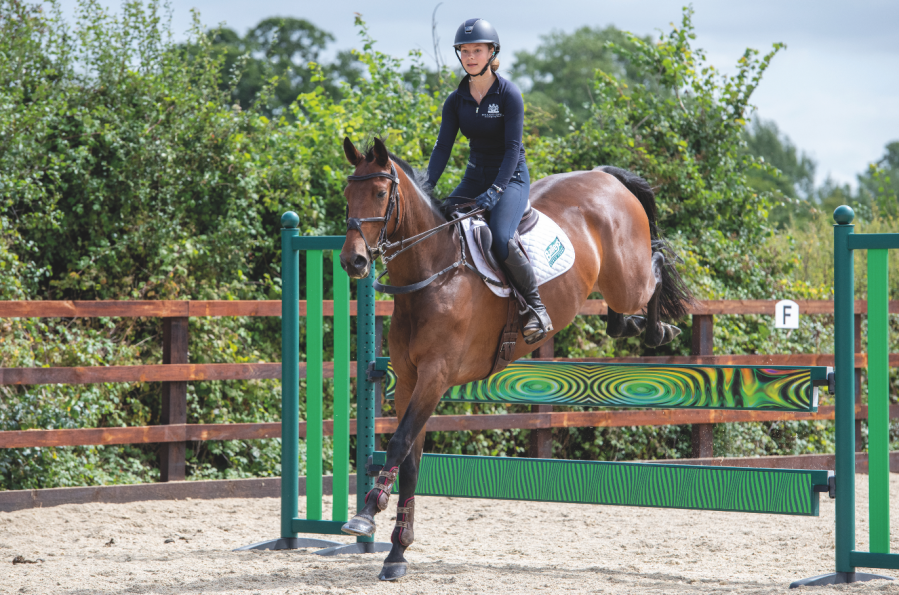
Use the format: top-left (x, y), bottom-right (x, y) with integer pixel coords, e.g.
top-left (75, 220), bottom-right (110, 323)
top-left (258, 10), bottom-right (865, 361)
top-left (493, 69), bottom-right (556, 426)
top-left (345, 163), bottom-right (502, 295)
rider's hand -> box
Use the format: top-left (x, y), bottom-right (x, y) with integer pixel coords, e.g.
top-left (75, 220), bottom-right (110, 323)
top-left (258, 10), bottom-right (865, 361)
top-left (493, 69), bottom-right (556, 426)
top-left (475, 185), bottom-right (503, 210)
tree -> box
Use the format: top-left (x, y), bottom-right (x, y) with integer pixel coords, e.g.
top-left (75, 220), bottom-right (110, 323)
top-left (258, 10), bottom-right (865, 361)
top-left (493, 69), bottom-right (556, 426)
top-left (858, 141), bottom-right (899, 216)
top-left (742, 119), bottom-right (816, 199)
top-left (511, 26), bottom-right (647, 136)
top-left (203, 18), bottom-right (362, 115)
top-left (741, 119), bottom-right (817, 226)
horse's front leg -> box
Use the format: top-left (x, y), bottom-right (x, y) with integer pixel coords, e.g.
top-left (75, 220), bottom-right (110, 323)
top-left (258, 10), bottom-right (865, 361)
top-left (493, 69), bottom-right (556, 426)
top-left (378, 429), bottom-right (425, 581)
top-left (342, 365), bottom-right (446, 543)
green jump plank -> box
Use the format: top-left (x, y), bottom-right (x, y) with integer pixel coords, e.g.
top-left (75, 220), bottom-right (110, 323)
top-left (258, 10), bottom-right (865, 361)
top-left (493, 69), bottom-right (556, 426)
top-left (848, 234), bottom-right (899, 251)
top-left (376, 359), bottom-right (822, 412)
top-left (849, 551), bottom-right (899, 571)
top-left (867, 249), bottom-right (890, 554)
top-left (293, 236), bottom-right (346, 251)
top-left (373, 452), bottom-right (827, 516)
top-left (306, 250), bottom-right (323, 521)
top-left (331, 253), bottom-right (350, 523)
top-left (292, 518), bottom-right (351, 536)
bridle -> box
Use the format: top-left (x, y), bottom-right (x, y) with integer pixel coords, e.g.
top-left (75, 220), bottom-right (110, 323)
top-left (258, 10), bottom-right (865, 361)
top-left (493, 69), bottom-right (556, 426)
top-left (344, 160), bottom-right (498, 294)
top-left (345, 162), bottom-right (402, 263)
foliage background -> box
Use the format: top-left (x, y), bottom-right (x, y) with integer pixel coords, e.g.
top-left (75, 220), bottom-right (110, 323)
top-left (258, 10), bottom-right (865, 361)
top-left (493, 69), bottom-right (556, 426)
top-left (1, 0), bottom-right (897, 490)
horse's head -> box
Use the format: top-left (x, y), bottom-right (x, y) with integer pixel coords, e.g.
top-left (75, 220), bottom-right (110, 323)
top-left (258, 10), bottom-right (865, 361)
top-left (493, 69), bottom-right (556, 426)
top-left (340, 136), bottom-right (399, 279)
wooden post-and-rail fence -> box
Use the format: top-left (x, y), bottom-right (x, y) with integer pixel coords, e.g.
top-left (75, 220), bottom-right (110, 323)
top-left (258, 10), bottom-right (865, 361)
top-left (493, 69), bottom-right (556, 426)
top-left (0, 299), bottom-right (896, 482)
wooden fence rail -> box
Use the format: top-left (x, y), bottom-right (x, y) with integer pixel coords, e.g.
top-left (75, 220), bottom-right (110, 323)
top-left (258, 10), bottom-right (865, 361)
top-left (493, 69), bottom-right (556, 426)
top-left (1, 299), bottom-right (895, 481)
top-left (3, 405), bottom-right (896, 450)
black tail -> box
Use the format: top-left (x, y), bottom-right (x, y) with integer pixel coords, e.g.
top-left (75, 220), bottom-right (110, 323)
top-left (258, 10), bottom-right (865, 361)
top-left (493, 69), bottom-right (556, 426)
top-left (596, 166), bottom-right (695, 322)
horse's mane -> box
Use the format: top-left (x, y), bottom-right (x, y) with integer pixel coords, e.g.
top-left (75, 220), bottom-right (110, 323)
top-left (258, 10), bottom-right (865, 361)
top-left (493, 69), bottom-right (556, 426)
top-left (361, 141), bottom-right (447, 221)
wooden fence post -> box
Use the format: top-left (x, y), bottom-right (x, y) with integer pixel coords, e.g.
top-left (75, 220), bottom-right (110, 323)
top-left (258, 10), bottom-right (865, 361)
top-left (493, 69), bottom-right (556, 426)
top-left (691, 314), bottom-right (714, 458)
top-left (160, 317), bottom-right (188, 481)
top-left (529, 337), bottom-right (555, 459)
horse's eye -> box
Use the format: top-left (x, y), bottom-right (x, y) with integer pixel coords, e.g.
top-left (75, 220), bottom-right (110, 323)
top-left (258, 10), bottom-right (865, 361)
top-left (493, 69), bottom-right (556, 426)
top-left (378, 191), bottom-right (387, 198)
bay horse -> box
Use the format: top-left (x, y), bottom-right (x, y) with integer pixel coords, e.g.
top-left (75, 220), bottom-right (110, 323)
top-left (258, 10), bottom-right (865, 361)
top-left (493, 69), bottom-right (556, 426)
top-left (338, 136), bottom-right (693, 580)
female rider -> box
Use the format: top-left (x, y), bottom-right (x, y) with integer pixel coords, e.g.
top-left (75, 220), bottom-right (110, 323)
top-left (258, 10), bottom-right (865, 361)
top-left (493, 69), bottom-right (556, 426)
top-left (427, 18), bottom-right (552, 344)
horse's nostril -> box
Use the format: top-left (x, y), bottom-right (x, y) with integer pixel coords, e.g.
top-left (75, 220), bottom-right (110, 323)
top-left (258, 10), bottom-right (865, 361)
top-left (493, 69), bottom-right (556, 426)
top-left (353, 255), bottom-right (368, 270)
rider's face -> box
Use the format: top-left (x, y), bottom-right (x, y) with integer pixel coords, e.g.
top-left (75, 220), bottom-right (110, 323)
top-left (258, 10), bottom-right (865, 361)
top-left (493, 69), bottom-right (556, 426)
top-left (459, 43), bottom-right (493, 75)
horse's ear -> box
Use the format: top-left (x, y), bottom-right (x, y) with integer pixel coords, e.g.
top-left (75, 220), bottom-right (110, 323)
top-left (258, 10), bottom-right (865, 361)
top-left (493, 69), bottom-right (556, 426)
top-left (343, 137), bottom-right (363, 165)
top-left (373, 137), bottom-right (389, 167)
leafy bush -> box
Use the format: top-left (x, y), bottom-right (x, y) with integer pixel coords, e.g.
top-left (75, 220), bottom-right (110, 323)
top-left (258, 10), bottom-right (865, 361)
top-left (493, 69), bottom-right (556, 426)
top-left (0, 0), bottom-right (300, 489)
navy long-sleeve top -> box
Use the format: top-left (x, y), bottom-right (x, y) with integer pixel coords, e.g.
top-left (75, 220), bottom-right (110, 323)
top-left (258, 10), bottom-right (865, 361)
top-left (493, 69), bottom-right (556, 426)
top-left (426, 73), bottom-right (527, 192)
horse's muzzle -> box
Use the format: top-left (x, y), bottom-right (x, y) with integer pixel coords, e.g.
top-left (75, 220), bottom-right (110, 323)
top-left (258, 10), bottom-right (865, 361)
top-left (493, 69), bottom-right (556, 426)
top-left (340, 251), bottom-right (371, 279)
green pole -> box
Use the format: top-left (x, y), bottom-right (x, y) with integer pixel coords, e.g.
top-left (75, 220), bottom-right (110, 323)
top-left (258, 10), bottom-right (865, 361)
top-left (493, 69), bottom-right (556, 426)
top-left (867, 249), bottom-right (890, 553)
top-left (355, 268), bottom-right (376, 544)
top-left (332, 253), bottom-right (350, 523)
top-left (280, 212), bottom-right (300, 540)
top-left (833, 205), bottom-right (856, 573)
top-left (306, 250), bottom-right (323, 521)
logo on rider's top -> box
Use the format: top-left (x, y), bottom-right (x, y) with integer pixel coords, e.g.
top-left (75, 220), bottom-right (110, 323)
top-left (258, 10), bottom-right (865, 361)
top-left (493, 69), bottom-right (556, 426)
top-left (545, 237), bottom-right (565, 267)
top-left (482, 103), bottom-right (502, 118)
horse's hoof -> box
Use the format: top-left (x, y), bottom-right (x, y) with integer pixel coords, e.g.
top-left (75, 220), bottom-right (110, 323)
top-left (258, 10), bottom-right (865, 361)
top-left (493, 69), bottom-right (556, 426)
top-left (379, 562), bottom-right (408, 581)
top-left (624, 315), bottom-right (647, 337)
top-left (341, 515), bottom-right (375, 537)
top-left (644, 323), bottom-right (682, 347)
top-left (666, 324), bottom-right (682, 342)
top-left (608, 315), bottom-right (646, 338)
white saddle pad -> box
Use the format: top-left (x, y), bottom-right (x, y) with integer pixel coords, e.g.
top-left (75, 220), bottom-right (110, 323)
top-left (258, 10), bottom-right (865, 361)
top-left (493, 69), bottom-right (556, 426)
top-left (460, 209), bottom-right (576, 298)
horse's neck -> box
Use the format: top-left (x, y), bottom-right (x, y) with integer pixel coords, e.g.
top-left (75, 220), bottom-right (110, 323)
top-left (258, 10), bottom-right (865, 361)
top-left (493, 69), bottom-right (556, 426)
top-left (384, 176), bottom-right (457, 286)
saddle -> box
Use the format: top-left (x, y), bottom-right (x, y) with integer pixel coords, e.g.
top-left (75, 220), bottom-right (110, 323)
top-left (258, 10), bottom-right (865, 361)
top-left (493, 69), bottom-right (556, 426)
top-left (469, 203), bottom-right (540, 284)
top-left (445, 201), bottom-right (541, 379)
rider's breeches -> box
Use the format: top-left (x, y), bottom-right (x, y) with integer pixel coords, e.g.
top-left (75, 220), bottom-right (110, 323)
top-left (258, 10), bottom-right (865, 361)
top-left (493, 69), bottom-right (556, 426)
top-left (450, 158), bottom-right (531, 261)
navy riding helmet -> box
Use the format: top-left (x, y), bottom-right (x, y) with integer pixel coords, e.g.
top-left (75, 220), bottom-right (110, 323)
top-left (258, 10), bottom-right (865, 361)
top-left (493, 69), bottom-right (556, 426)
top-left (453, 18), bottom-right (500, 77)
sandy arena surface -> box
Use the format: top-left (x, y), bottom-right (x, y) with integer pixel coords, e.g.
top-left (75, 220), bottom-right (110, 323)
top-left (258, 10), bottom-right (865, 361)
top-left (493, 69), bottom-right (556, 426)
top-left (3, 474), bottom-right (899, 594)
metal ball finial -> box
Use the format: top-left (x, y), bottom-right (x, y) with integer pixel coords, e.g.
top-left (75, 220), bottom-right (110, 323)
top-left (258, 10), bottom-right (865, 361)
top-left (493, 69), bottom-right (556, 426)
top-left (833, 205), bottom-right (854, 225)
top-left (281, 211), bottom-right (300, 229)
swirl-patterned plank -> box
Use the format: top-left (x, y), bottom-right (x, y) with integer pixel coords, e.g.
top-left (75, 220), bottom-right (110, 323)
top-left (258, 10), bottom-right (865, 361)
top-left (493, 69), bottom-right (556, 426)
top-left (380, 360), bottom-right (820, 412)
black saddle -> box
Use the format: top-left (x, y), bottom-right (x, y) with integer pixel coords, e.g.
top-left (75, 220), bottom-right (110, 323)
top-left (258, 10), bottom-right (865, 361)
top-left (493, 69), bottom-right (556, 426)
top-left (442, 197), bottom-right (539, 272)
top-left (472, 204), bottom-right (539, 273)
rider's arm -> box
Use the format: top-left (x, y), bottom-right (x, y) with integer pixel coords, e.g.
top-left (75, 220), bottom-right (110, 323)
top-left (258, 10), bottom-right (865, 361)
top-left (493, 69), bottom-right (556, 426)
top-left (491, 85), bottom-right (525, 192)
top-left (426, 94), bottom-right (459, 188)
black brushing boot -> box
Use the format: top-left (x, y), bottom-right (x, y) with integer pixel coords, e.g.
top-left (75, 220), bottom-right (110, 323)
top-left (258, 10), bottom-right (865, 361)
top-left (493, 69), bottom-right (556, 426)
top-left (501, 239), bottom-right (553, 344)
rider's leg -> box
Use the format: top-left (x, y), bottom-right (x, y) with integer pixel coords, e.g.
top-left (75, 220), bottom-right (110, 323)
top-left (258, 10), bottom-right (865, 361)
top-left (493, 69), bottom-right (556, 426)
top-left (489, 166), bottom-right (553, 343)
top-left (486, 166), bottom-right (528, 262)
top-left (446, 160), bottom-right (487, 204)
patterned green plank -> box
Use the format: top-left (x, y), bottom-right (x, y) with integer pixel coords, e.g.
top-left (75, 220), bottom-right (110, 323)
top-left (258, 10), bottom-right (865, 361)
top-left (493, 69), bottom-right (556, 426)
top-left (377, 359), bottom-right (823, 412)
top-left (372, 452), bottom-right (826, 516)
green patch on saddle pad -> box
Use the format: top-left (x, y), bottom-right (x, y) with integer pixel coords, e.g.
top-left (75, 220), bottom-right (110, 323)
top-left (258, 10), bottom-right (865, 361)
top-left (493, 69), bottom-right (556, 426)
top-left (544, 236), bottom-right (565, 266)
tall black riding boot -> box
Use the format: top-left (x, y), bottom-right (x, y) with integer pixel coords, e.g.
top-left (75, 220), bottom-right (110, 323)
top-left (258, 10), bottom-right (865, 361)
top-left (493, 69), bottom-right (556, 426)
top-left (501, 239), bottom-right (553, 344)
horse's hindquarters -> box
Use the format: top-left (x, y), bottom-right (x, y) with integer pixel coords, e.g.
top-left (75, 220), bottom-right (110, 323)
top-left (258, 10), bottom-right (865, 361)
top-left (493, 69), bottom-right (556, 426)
top-left (529, 170), bottom-right (656, 315)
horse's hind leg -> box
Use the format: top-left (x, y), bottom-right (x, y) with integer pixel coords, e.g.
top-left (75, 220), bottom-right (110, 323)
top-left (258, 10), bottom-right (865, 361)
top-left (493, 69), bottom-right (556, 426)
top-left (378, 431), bottom-right (425, 581)
top-left (644, 251), bottom-right (683, 347)
top-left (606, 308), bottom-right (646, 338)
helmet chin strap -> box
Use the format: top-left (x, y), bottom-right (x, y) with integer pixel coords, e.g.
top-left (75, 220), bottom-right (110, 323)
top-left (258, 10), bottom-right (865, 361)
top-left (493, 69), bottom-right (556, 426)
top-left (455, 48), bottom-right (498, 78)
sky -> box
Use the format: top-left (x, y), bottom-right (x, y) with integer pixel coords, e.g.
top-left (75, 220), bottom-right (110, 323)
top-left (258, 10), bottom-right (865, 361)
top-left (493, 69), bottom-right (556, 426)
top-left (55, 0), bottom-right (899, 189)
